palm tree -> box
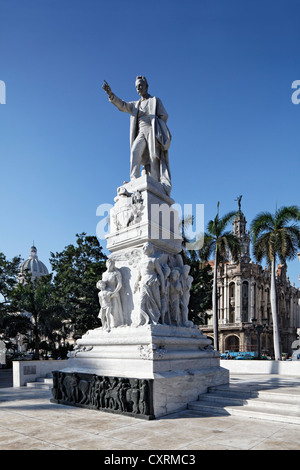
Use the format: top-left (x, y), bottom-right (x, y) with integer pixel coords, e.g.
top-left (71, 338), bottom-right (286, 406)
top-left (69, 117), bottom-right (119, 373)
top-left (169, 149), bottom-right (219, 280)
top-left (200, 203), bottom-right (241, 350)
top-left (10, 272), bottom-right (66, 359)
top-left (250, 205), bottom-right (300, 360)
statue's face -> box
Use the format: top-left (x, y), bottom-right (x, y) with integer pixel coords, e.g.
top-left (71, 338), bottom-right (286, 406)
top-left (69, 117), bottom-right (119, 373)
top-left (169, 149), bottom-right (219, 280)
top-left (135, 79), bottom-right (147, 97)
top-left (143, 242), bottom-right (153, 255)
top-left (106, 259), bottom-right (114, 270)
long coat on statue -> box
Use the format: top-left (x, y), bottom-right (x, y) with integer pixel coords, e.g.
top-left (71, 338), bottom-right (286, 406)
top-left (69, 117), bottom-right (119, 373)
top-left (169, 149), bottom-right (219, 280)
top-left (109, 93), bottom-right (172, 195)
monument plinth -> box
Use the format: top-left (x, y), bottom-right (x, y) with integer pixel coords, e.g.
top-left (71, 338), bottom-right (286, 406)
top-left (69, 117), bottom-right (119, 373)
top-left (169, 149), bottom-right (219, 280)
top-left (106, 175), bottom-right (182, 255)
top-left (51, 76), bottom-right (229, 419)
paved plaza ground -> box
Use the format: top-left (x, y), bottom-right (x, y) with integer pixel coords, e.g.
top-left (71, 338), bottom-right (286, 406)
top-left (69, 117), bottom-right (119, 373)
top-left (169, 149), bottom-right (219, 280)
top-left (1, 369), bottom-right (300, 451)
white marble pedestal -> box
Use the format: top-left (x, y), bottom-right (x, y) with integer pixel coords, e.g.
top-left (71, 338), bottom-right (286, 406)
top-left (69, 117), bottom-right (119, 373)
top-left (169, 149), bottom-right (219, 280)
top-left (106, 175), bottom-right (182, 255)
top-left (51, 176), bottom-right (229, 419)
top-left (54, 325), bottom-right (229, 417)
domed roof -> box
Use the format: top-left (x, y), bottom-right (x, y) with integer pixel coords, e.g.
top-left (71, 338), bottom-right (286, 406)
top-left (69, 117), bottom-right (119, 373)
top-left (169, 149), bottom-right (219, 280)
top-left (19, 245), bottom-right (49, 281)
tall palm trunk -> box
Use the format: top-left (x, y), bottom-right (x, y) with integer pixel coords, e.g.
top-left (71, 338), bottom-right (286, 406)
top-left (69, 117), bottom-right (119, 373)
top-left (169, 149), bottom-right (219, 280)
top-left (212, 249), bottom-right (219, 351)
top-left (270, 257), bottom-right (281, 360)
top-left (33, 325), bottom-right (40, 360)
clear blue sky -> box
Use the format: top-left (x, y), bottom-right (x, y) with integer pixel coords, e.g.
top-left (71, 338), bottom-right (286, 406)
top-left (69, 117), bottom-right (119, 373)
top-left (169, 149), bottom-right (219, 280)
top-left (1, 0), bottom-right (300, 285)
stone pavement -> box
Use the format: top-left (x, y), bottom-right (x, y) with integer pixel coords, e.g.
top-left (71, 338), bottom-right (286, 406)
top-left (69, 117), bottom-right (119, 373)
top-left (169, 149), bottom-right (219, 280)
top-left (1, 370), bottom-right (300, 451)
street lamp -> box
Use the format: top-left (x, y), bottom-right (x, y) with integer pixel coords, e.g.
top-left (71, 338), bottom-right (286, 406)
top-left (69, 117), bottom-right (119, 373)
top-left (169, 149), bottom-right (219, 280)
top-left (251, 317), bottom-right (268, 359)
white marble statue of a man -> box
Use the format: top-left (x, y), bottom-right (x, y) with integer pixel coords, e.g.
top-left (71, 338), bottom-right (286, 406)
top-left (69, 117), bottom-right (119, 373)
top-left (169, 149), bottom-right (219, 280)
top-left (102, 76), bottom-right (172, 195)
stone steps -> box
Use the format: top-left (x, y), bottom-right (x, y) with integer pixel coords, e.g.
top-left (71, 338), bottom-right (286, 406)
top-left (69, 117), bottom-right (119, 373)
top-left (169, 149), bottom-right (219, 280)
top-left (188, 384), bottom-right (300, 425)
top-left (25, 374), bottom-right (53, 389)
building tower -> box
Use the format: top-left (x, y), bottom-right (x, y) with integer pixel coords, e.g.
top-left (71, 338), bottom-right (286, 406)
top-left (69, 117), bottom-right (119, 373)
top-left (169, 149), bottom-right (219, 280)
top-left (231, 196), bottom-right (250, 264)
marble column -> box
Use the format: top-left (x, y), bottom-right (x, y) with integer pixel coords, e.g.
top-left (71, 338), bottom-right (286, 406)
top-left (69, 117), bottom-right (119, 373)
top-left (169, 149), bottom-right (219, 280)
top-left (235, 280), bottom-right (242, 323)
top-left (250, 281), bottom-right (256, 321)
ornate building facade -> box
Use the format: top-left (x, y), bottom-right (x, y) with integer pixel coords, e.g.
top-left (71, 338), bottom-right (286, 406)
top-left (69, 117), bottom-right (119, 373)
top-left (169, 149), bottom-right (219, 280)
top-left (200, 210), bottom-right (300, 357)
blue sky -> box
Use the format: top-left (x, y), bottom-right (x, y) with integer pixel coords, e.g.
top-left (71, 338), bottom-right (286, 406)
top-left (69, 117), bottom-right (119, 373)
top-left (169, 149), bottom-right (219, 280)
top-left (1, 0), bottom-right (300, 285)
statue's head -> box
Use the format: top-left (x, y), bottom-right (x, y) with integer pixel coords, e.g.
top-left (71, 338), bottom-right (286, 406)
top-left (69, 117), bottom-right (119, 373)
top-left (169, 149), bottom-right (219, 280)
top-left (171, 268), bottom-right (180, 280)
top-left (135, 75), bottom-right (148, 97)
top-left (142, 241), bottom-right (154, 255)
top-left (106, 258), bottom-right (115, 270)
top-left (183, 265), bottom-right (190, 274)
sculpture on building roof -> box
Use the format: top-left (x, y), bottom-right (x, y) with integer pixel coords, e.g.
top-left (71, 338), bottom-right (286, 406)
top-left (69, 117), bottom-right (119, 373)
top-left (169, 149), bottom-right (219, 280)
top-left (235, 195), bottom-right (243, 212)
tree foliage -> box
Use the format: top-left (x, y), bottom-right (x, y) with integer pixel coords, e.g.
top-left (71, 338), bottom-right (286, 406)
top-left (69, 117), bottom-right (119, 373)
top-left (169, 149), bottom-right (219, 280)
top-left (250, 205), bottom-right (300, 265)
top-left (9, 272), bottom-right (64, 359)
top-left (0, 253), bottom-right (30, 345)
top-left (50, 233), bottom-right (107, 338)
top-left (181, 217), bottom-right (213, 325)
top-left (0, 253), bottom-right (22, 314)
top-left (187, 259), bottom-right (213, 324)
top-left (0, 234), bottom-right (107, 359)
top-left (200, 208), bottom-right (241, 266)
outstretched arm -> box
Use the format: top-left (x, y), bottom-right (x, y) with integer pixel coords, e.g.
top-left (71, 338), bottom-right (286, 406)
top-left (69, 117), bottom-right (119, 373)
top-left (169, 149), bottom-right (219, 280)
top-left (102, 80), bottom-right (133, 114)
top-left (102, 80), bottom-right (113, 98)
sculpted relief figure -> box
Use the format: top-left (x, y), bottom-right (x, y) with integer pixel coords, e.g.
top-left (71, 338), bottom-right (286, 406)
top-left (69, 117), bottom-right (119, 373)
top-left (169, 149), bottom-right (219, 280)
top-left (134, 242), bottom-right (165, 326)
top-left (96, 280), bottom-right (113, 331)
top-left (112, 187), bottom-right (144, 231)
top-left (160, 263), bottom-right (171, 325)
top-left (97, 259), bottom-right (124, 329)
top-left (169, 269), bottom-right (182, 326)
top-left (52, 371), bottom-right (152, 417)
top-left (102, 76), bottom-right (172, 195)
top-left (180, 265), bottom-right (194, 327)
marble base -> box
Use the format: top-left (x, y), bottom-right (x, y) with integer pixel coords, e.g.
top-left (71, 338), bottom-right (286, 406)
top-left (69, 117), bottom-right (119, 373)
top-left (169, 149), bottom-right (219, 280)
top-left (55, 325), bottom-right (229, 417)
top-left (106, 175), bottom-right (182, 255)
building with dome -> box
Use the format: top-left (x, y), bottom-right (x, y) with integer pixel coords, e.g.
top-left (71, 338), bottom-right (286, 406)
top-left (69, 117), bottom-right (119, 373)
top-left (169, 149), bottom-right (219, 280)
top-left (18, 245), bottom-right (49, 283)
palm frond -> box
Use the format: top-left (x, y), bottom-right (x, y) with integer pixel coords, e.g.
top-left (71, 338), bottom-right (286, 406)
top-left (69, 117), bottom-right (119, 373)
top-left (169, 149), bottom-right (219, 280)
top-left (219, 211), bottom-right (238, 233)
top-left (250, 212), bottom-right (274, 242)
top-left (251, 205), bottom-right (300, 265)
top-left (207, 217), bottom-right (219, 237)
top-left (252, 231), bottom-right (272, 264)
top-left (199, 233), bottom-right (216, 262)
top-left (223, 232), bottom-right (242, 263)
top-left (275, 205), bottom-right (300, 228)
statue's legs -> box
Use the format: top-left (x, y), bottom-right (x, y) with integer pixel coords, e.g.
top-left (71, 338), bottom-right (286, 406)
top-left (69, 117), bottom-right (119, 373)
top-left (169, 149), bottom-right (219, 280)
top-left (130, 129), bottom-right (160, 182)
top-left (130, 133), bottom-right (147, 179)
top-left (149, 155), bottom-right (160, 181)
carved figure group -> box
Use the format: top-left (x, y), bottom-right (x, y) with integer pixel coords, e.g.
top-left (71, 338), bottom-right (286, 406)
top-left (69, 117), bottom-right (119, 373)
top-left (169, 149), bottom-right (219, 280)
top-left (134, 243), bottom-right (194, 327)
top-left (52, 371), bottom-right (151, 417)
top-left (112, 188), bottom-right (144, 231)
top-left (96, 244), bottom-right (193, 330)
